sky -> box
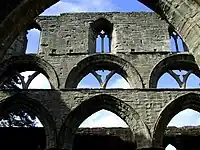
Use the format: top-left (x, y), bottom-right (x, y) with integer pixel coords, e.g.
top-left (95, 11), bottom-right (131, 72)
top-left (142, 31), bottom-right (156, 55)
top-left (22, 0), bottom-right (200, 149)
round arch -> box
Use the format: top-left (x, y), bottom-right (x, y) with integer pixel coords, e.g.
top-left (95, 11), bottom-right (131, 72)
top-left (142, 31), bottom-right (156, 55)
top-left (153, 93), bottom-right (200, 147)
top-left (149, 54), bottom-right (200, 88)
top-left (58, 94), bottom-right (151, 149)
top-left (90, 17), bottom-right (113, 36)
top-left (0, 55), bottom-right (59, 89)
top-left (0, 92), bottom-right (57, 149)
top-left (65, 54), bottom-right (144, 88)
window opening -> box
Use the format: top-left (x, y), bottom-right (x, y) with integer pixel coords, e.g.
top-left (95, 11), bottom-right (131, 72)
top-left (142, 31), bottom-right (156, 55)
top-left (157, 70), bottom-right (200, 89)
top-left (96, 30), bottom-right (111, 53)
top-left (169, 27), bottom-right (188, 52)
top-left (2, 71), bottom-right (51, 89)
top-left (77, 70), bottom-right (130, 89)
top-left (26, 28), bottom-right (41, 54)
top-left (0, 108), bottom-right (45, 149)
top-left (79, 109), bottom-right (128, 128)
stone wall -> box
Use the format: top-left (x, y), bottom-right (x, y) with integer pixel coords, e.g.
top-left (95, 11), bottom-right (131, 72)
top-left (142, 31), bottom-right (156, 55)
top-left (37, 12), bottom-right (170, 55)
top-left (0, 11), bottom-right (199, 150)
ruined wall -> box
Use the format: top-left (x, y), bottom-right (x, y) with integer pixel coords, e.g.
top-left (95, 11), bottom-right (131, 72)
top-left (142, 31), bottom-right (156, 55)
top-left (0, 11), bottom-right (199, 150)
top-left (38, 12), bottom-right (170, 56)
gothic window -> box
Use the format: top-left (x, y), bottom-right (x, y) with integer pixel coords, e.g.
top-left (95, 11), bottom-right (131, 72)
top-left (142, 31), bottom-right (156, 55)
top-left (1, 71), bottom-right (51, 89)
top-left (96, 30), bottom-right (111, 53)
top-left (26, 22), bottom-right (42, 54)
top-left (169, 26), bottom-right (188, 52)
top-left (77, 70), bottom-right (130, 89)
top-left (90, 18), bottom-right (113, 53)
top-left (157, 70), bottom-right (200, 89)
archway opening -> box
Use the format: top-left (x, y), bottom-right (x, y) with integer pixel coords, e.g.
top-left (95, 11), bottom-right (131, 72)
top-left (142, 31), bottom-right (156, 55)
top-left (163, 108), bottom-right (200, 150)
top-left (165, 144), bottom-right (176, 150)
top-left (79, 109), bottom-right (128, 128)
top-left (73, 109), bottom-right (136, 150)
top-left (167, 108), bottom-right (200, 127)
top-left (77, 70), bottom-right (130, 89)
top-left (26, 28), bottom-right (41, 54)
top-left (157, 70), bottom-right (200, 89)
top-left (2, 71), bottom-right (51, 89)
top-left (0, 107), bottom-right (45, 150)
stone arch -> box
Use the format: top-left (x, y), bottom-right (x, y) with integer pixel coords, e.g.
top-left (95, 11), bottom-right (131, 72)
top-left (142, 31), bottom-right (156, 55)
top-left (27, 20), bottom-right (42, 31)
top-left (58, 94), bottom-right (151, 150)
top-left (91, 17), bottom-right (113, 36)
top-left (149, 53), bottom-right (200, 88)
top-left (0, 0), bottom-right (58, 59)
top-left (0, 55), bottom-right (59, 89)
top-left (0, 92), bottom-right (57, 149)
top-left (65, 54), bottom-right (144, 88)
top-left (140, 0), bottom-right (200, 54)
top-left (89, 17), bottom-right (113, 53)
top-left (153, 93), bottom-right (200, 147)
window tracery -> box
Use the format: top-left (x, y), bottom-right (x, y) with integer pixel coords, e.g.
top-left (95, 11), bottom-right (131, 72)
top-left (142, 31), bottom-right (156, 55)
top-left (157, 70), bottom-right (200, 89)
top-left (2, 71), bottom-right (51, 89)
top-left (169, 26), bottom-right (188, 52)
top-left (96, 30), bottom-right (111, 53)
top-left (78, 70), bottom-right (130, 89)
top-left (90, 18), bottom-right (113, 53)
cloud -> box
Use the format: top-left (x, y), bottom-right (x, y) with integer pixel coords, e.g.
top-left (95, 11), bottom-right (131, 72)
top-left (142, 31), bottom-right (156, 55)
top-left (41, 0), bottom-right (119, 15)
top-left (20, 71), bottom-right (51, 89)
top-left (107, 77), bottom-right (130, 89)
top-left (78, 74), bottom-right (130, 89)
top-left (80, 109), bottom-right (128, 127)
top-left (168, 109), bottom-right (200, 127)
top-left (26, 29), bottom-right (40, 54)
top-left (78, 78), bottom-right (129, 128)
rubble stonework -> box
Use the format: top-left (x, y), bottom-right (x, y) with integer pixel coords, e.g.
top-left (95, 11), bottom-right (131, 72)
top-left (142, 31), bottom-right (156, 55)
top-left (0, 11), bottom-right (200, 150)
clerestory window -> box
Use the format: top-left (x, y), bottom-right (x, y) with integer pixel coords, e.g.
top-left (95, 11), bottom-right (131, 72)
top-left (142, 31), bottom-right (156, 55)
top-left (89, 18), bottom-right (113, 53)
top-left (96, 30), bottom-right (111, 53)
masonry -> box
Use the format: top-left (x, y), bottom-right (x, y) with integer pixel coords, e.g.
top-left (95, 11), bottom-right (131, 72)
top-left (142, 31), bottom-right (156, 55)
top-left (0, 12), bottom-right (200, 150)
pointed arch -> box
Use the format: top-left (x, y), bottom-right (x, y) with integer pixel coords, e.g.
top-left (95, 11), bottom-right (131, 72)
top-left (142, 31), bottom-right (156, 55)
top-left (65, 54), bottom-right (144, 88)
top-left (89, 17), bottom-right (113, 53)
top-left (168, 25), bottom-right (189, 52)
top-left (153, 93), bottom-right (200, 147)
top-left (0, 92), bottom-right (57, 149)
top-left (58, 94), bottom-right (151, 149)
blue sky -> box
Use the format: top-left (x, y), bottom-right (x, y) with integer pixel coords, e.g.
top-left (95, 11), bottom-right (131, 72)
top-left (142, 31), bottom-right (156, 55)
top-left (24, 1), bottom-right (200, 149)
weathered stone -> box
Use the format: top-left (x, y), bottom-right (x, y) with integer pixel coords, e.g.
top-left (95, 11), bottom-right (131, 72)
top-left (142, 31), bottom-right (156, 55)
top-left (0, 7), bottom-right (200, 150)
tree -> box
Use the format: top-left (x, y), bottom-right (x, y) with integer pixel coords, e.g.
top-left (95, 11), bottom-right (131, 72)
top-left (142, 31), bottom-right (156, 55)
top-left (0, 73), bottom-right (38, 127)
top-left (0, 109), bottom-right (37, 127)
